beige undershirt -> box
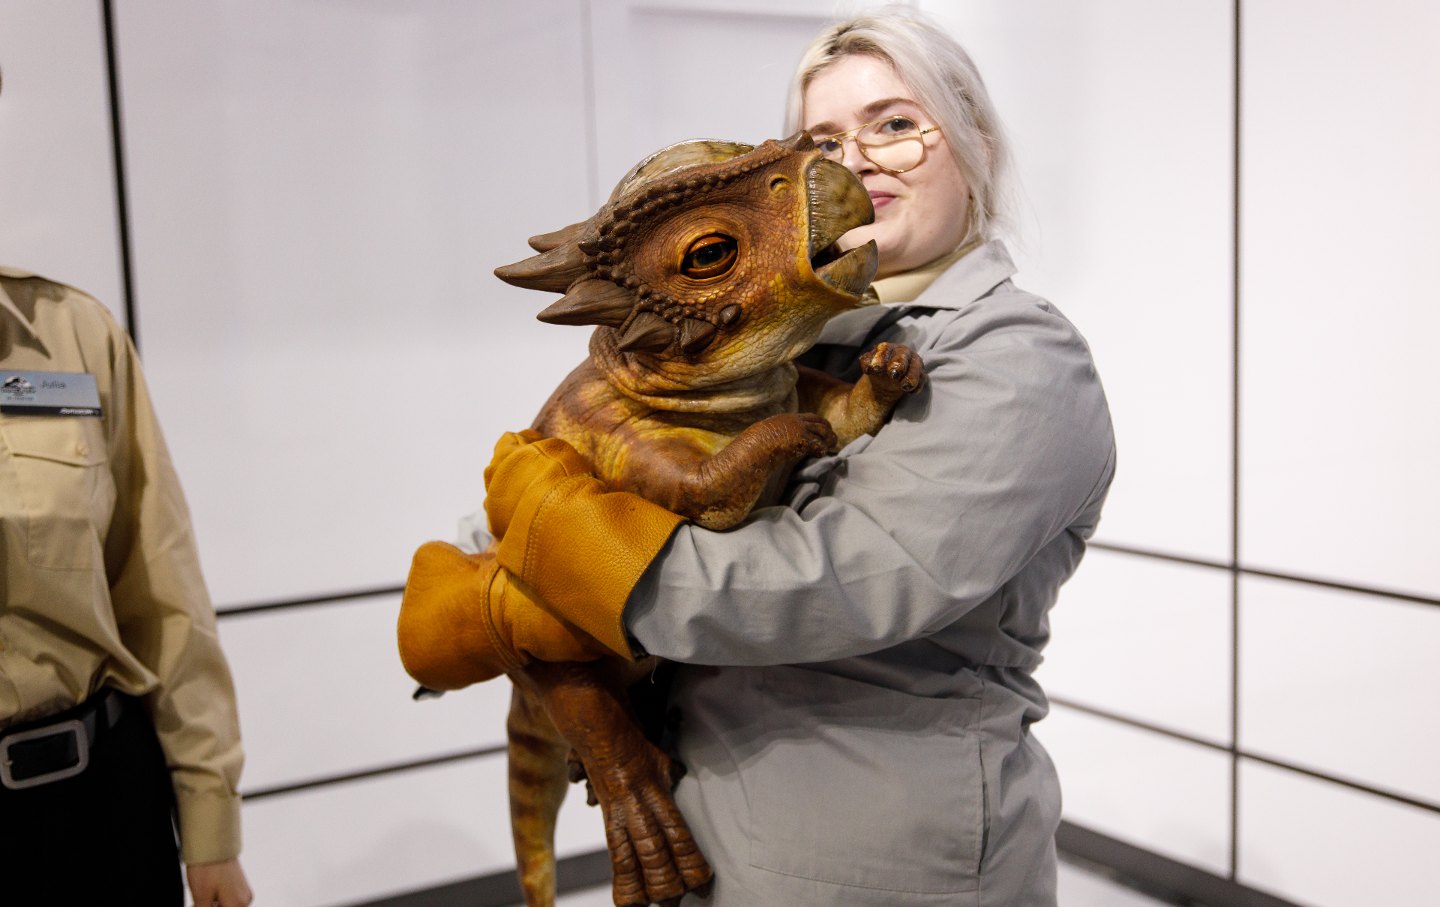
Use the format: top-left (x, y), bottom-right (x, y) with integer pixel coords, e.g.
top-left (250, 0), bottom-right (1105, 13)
top-left (868, 239), bottom-right (983, 305)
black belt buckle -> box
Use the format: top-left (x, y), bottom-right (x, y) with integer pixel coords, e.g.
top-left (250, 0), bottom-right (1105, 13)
top-left (0, 718), bottom-right (90, 790)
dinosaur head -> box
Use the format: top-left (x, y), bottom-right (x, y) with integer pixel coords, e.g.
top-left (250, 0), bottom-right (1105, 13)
top-left (495, 132), bottom-right (878, 385)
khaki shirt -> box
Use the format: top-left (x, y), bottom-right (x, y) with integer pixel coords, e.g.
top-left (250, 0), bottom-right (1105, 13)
top-left (0, 268), bottom-right (243, 864)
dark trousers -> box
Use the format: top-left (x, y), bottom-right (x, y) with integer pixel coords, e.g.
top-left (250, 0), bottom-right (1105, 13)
top-left (0, 694), bottom-right (184, 904)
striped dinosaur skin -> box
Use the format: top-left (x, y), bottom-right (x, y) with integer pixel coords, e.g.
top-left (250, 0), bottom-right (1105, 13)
top-left (494, 132), bottom-right (925, 907)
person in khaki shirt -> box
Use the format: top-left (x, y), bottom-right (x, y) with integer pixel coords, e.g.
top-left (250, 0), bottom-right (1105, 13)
top-left (1, 268), bottom-right (253, 906)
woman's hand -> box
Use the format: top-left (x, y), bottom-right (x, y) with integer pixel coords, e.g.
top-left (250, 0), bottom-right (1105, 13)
top-left (186, 858), bottom-right (254, 907)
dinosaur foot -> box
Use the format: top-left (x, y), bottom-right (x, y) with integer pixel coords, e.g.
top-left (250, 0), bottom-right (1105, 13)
top-left (591, 755), bottom-right (712, 907)
top-left (860, 341), bottom-right (926, 397)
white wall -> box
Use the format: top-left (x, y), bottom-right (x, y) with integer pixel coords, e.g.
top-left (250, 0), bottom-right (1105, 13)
top-left (3, 1), bottom-right (1436, 905)
top-left (0, 0), bottom-right (124, 317)
top-left (1012, 3), bottom-right (1440, 907)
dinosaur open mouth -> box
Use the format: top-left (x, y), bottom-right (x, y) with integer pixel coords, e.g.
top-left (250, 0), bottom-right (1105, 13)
top-left (812, 241), bottom-right (880, 296)
top-left (807, 159), bottom-right (880, 297)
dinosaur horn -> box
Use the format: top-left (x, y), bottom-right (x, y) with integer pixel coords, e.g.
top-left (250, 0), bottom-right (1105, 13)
top-left (527, 220), bottom-right (589, 253)
top-left (494, 242), bottom-right (589, 293)
top-left (678, 317), bottom-right (717, 354)
top-left (537, 279), bottom-right (635, 328)
top-left (780, 129), bottom-right (816, 152)
top-left (616, 312), bottom-right (676, 353)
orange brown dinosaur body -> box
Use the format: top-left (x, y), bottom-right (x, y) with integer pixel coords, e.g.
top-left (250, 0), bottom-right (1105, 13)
top-left (410, 133), bottom-right (925, 907)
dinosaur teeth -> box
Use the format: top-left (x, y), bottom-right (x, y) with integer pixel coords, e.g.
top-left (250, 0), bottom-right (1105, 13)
top-left (616, 312), bottom-right (676, 353)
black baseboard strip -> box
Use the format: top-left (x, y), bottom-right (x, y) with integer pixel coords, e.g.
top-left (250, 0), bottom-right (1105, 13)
top-left (348, 822), bottom-right (1303, 906)
top-left (348, 849), bottom-right (611, 907)
top-left (1057, 821), bottom-right (1300, 907)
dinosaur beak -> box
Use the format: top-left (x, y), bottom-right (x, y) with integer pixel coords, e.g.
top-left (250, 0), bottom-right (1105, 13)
top-left (807, 159), bottom-right (879, 298)
top-left (814, 239), bottom-right (879, 299)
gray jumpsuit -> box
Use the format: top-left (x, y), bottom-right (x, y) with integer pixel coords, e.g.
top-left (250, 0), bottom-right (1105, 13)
top-left (626, 240), bottom-right (1117, 906)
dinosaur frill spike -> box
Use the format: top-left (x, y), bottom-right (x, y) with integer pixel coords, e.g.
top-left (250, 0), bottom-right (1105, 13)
top-left (617, 312), bottom-right (675, 353)
top-left (527, 220), bottom-right (589, 253)
top-left (494, 242), bottom-right (590, 293)
top-left (537, 279), bottom-right (635, 328)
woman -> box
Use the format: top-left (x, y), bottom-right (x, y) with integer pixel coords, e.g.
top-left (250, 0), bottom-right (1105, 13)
top-left (0, 263), bottom-right (253, 906)
top-left (463, 9), bottom-right (1113, 905)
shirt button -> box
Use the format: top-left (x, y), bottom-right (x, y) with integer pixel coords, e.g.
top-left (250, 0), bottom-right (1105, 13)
top-left (75, 442), bottom-right (89, 457)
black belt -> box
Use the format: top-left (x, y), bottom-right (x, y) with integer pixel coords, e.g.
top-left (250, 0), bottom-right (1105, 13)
top-left (0, 689), bottom-right (127, 791)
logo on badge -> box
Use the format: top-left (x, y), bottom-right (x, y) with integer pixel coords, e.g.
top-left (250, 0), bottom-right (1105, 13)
top-left (2, 375), bottom-right (36, 399)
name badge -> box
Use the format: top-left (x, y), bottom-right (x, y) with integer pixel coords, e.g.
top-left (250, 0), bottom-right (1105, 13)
top-left (0, 370), bottom-right (103, 416)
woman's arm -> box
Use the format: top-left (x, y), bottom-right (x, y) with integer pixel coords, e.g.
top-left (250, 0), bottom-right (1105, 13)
top-left (627, 292), bottom-right (1115, 665)
top-left (99, 310), bottom-right (246, 866)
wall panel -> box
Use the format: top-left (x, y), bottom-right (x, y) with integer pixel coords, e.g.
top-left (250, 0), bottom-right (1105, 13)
top-left (219, 594), bottom-right (512, 792)
top-left (241, 754), bottom-right (605, 907)
top-left (1239, 759), bottom-right (1440, 907)
top-left (112, 0), bottom-right (593, 607)
top-left (1239, 576), bottom-right (1440, 804)
top-left (923, 0), bottom-right (1234, 562)
top-left (1240, 0), bottom-right (1440, 597)
top-left (1042, 706), bottom-right (1231, 875)
top-left (588, 0), bottom-right (874, 201)
top-left (1039, 550), bottom-right (1231, 745)
top-left (0, 0), bottom-right (124, 315)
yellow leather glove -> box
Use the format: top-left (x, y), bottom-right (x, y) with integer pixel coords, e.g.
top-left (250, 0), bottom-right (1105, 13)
top-left (484, 431), bottom-right (686, 659)
top-left (397, 541), bottom-right (608, 690)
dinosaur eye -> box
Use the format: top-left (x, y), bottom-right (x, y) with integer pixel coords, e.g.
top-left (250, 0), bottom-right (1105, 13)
top-left (681, 234), bottom-right (738, 279)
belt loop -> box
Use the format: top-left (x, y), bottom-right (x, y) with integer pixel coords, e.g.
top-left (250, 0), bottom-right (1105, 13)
top-left (100, 688), bottom-right (125, 729)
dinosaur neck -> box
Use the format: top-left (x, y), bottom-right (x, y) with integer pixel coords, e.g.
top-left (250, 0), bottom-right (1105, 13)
top-left (589, 329), bottom-right (798, 414)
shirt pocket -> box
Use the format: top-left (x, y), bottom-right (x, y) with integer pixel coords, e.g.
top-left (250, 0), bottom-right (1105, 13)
top-left (1, 416), bottom-right (114, 570)
top-left (745, 666), bottom-right (987, 895)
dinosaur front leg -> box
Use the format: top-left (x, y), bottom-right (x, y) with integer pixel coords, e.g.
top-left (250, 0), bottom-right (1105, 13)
top-left (799, 341), bottom-right (926, 447)
top-left (514, 660), bottom-right (712, 907)
top-left (624, 412), bottom-right (835, 531)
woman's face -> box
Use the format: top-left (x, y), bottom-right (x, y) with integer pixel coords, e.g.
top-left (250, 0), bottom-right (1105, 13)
top-left (802, 54), bottom-right (972, 278)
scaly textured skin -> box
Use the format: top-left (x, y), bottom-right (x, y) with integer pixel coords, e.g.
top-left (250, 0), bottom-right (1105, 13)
top-left (493, 132), bottom-right (925, 907)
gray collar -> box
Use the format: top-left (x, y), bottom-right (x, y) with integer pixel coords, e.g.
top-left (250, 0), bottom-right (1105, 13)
top-left (813, 239), bottom-right (1018, 346)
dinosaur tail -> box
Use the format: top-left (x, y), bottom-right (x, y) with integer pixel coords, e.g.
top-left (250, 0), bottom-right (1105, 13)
top-left (508, 684), bottom-right (572, 907)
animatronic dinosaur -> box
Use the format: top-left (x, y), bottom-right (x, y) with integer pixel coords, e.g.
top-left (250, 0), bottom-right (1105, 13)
top-left (399, 131), bottom-right (926, 907)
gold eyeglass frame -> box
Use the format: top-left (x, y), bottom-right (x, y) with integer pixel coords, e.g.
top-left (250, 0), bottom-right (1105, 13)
top-left (815, 116), bottom-right (943, 174)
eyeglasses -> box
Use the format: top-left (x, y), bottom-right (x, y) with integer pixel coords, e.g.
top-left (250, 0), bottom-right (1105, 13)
top-left (814, 115), bottom-right (942, 174)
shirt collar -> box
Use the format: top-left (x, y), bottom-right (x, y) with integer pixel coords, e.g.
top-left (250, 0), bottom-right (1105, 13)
top-left (897, 238), bottom-right (1017, 309)
top-left (0, 267), bottom-right (47, 347)
top-left (814, 239), bottom-right (1018, 345)
top-left (869, 240), bottom-right (979, 305)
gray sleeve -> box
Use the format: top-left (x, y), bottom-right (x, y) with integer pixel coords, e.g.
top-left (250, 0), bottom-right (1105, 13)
top-left (625, 293), bottom-right (1115, 666)
top-left (455, 507), bottom-right (493, 554)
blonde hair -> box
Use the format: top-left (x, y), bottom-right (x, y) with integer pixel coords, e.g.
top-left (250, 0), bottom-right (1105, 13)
top-left (784, 6), bottom-right (1013, 243)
